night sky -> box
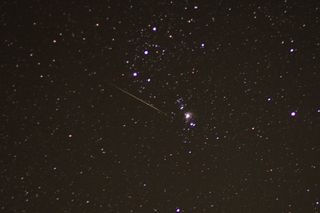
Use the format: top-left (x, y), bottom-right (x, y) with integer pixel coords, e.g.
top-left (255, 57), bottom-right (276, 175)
top-left (1, 0), bottom-right (320, 212)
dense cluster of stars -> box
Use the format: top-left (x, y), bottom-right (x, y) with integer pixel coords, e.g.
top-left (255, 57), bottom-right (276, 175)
top-left (1, 0), bottom-right (320, 212)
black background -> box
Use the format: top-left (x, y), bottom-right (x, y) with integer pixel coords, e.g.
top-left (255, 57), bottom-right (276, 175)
top-left (1, 0), bottom-right (320, 212)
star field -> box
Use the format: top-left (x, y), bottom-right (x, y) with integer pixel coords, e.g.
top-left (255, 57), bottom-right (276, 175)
top-left (1, 0), bottom-right (320, 212)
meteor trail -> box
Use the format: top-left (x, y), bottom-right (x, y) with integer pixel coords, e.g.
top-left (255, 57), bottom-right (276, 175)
top-left (109, 83), bottom-right (168, 117)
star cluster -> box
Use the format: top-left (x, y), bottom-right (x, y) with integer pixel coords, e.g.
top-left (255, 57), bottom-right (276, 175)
top-left (1, 0), bottom-right (320, 212)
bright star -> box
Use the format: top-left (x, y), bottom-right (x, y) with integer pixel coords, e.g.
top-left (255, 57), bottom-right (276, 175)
top-left (184, 112), bottom-right (192, 119)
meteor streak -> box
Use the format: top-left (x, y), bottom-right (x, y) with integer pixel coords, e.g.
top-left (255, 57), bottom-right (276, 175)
top-left (109, 83), bottom-right (168, 117)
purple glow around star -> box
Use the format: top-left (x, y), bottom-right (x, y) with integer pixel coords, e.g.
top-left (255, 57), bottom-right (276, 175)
top-left (176, 208), bottom-right (181, 212)
top-left (290, 111), bottom-right (296, 117)
top-left (176, 98), bottom-right (185, 111)
top-left (144, 50), bottom-right (149, 55)
top-left (152, 26), bottom-right (157, 31)
top-left (132, 72), bottom-right (138, 77)
top-left (190, 122), bottom-right (196, 127)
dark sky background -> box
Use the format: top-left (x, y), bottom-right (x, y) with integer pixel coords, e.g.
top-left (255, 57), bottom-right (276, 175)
top-left (1, 0), bottom-right (320, 212)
